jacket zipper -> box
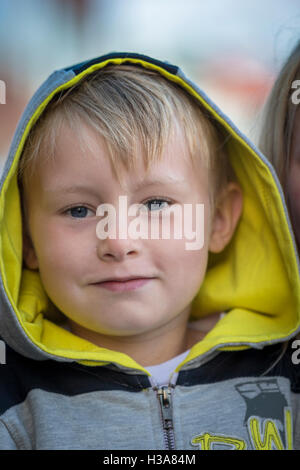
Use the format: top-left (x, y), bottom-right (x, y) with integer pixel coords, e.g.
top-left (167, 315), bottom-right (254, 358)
top-left (156, 385), bottom-right (176, 450)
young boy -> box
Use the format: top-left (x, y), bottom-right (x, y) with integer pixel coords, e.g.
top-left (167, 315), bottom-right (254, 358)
top-left (0, 52), bottom-right (300, 450)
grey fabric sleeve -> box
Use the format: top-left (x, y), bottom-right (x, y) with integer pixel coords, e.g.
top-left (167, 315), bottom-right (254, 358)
top-left (0, 420), bottom-right (18, 450)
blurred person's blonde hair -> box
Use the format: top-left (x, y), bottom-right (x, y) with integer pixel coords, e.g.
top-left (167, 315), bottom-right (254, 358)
top-left (259, 41), bottom-right (300, 351)
top-left (18, 65), bottom-right (235, 208)
top-left (259, 40), bottom-right (300, 194)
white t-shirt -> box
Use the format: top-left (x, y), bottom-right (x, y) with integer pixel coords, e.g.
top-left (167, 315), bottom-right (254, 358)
top-left (145, 312), bottom-right (226, 386)
top-left (146, 349), bottom-right (191, 387)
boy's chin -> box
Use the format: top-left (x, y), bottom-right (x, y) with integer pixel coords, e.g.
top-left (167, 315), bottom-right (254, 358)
top-left (66, 315), bottom-right (177, 341)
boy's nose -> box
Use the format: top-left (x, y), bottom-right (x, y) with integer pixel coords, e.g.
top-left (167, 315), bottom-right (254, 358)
top-left (95, 201), bottom-right (147, 262)
top-left (96, 236), bottom-right (139, 262)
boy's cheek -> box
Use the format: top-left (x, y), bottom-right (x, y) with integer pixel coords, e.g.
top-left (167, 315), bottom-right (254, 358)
top-left (26, 225), bottom-right (76, 273)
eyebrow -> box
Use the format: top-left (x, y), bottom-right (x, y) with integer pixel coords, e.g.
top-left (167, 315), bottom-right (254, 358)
top-left (44, 185), bottom-right (101, 197)
top-left (46, 177), bottom-right (186, 195)
top-left (132, 176), bottom-right (186, 191)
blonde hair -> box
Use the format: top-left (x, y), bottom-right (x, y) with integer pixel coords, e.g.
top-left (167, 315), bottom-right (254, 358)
top-left (259, 40), bottom-right (300, 194)
top-left (18, 64), bottom-right (233, 205)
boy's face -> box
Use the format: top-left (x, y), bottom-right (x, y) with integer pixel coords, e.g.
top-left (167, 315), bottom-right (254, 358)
top-left (22, 122), bottom-right (236, 350)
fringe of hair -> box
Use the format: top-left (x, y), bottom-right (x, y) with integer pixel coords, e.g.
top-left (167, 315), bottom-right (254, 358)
top-left (18, 64), bottom-right (234, 208)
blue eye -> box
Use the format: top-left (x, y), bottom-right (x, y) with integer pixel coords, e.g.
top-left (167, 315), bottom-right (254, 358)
top-left (144, 199), bottom-right (171, 211)
top-left (67, 206), bottom-right (92, 218)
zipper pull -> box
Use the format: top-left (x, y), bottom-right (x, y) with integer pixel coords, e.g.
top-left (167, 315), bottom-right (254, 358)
top-left (157, 386), bottom-right (173, 431)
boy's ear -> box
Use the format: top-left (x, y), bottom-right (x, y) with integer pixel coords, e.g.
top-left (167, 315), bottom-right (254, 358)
top-left (22, 222), bottom-right (39, 270)
top-left (209, 182), bottom-right (243, 253)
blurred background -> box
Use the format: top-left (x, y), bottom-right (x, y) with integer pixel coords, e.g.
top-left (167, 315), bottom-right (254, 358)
top-left (0, 0), bottom-right (300, 170)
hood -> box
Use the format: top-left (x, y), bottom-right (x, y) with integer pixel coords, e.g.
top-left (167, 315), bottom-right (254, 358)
top-left (1, 52), bottom-right (300, 376)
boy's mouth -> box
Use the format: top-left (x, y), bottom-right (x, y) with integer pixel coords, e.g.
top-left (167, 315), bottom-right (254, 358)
top-left (98, 275), bottom-right (155, 282)
top-left (93, 277), bottom-right (154, 292)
